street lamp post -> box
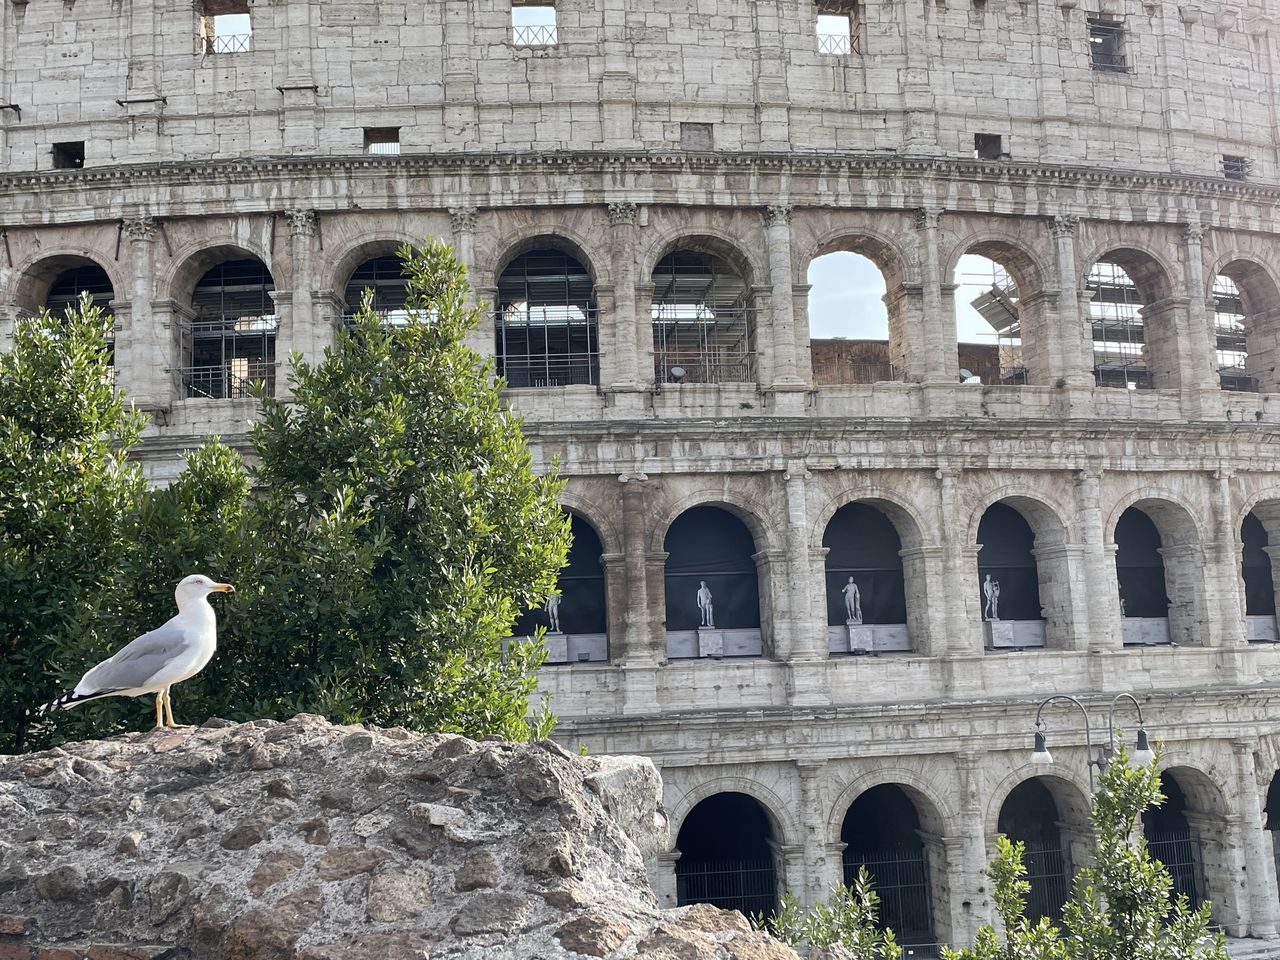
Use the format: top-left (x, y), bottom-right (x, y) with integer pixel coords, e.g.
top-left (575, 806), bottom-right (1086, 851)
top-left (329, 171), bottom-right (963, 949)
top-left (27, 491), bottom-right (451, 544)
top-left (1030, 693), bottom-right (1156, 790)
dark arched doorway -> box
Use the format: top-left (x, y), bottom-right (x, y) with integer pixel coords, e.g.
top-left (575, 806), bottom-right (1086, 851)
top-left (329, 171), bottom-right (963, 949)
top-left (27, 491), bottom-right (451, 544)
top-left (44, 261), bottom-right (116, 366)
top-left (841, 785), bottom-right (935, 946)
top-left (977, 502), bottom-right (1046, 648)
top-left (1142, 771), bottom-right (1207, 910)
top-left (663, 506), bottom-right (762, 658)
top-left (998, 779), bottom-right (1072, 922)
top-left (676, 792), bottom-right (777, 917)
top-left (1115, 507), bottom-right (1171, 645)
top-left (1243, 511), bottom-right (1277, 641)
top-left (822, 502), bottom-right (909, 654)
top-left (510, 513), bottom-right (607, 663)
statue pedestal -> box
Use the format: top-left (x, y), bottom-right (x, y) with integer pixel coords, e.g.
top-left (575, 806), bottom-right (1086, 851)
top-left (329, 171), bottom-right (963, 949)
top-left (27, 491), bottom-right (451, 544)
top-left (983, 620), bottom-right (1015, 649)
top-left (697, 628), bottom-right (725, 658)
top-left (545, 632), bottom-right (568, 664)
top-left (846, 623), bottom-right (874, 654)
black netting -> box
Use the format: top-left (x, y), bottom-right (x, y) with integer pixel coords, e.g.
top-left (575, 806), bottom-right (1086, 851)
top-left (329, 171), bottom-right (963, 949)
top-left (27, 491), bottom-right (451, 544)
top-left (1115, 508), bottom-right (1170, 618)
top-left (823, 503), bottom-right (906, 625)
top-left (665, 506), bottom-right (760, 630)
top-left (976, 503), bottom-right (1043, 620)
top-left (512, 514), bottom-right (606, 636)
top-left (1243, 512), bottom-right (1275, 616)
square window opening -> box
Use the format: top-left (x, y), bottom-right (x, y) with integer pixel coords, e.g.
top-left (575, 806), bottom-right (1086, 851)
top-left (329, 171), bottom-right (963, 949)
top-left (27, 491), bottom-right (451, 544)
top-left (680, 122), bottom-right (714, 151)
top-left (817, 13), bottom-right (854, 55)
top-left (974, 133), bottom-right (1004, 160)
top-left (51, 141), bottom-right (84, 169)
top-left (364, 127), bottom-right (401, 156)
top-left (198, 0), bottom-right (252, 55)
top-left (1088, 17), bottom-right (1127, 72)
top-left (512, 3), bottom-right (557, 47)
top-left (1223, 155), bottom-right (1251, 181)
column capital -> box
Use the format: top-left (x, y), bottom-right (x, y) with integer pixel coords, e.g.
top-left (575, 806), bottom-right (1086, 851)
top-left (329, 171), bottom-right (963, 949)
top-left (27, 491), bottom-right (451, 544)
top-left (762, 203), bottom-right (793, 227)
top-left (449, 207), bottom-right (479, 234)
top-left (284, 209), bottom-right (316, 238)
top-left (122, 215), bottom-right (157, 243)
top-left (1049, 214), bottom-right (1078, 239)
top-left (1184, 222), bottom-right (1209, 244)
top-left (607, 201), bottom-right (639, 226)
top-left (618, 471), bottom-right (649, 483)
top-left (915, 207), bottom-right (944, 231)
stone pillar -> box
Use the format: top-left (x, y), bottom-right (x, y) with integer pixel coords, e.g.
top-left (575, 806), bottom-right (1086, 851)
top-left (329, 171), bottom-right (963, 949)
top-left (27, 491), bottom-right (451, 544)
top-left (916, 209), bottom-right (952, 384)
top-left (1073, 467), bottom-right (1122, 653)
top-left (1233, 739), bottom-right (1280, 939)
top-left (616, 473), bottom-right (656, 666)
top-left (938, 468), bottom-right (981, 659)
top-left (782, 464), bottom-right (824, 662)
top-left (442, 0), bottom-right (478, 148)
top-left (600, 0), bottom-right (638, 146)
top-left (600, 552), bottom-right (627, 662)
top-left (1180, 223), bottom-right (1223, 418)
top-left (1050, 215), bottom-right (1094, 390)
top-left (752, 0), bottom-right (791, 150)
top-left (762, 205), bottom-right (803, 392)
top-left (1188, 808), bottom-right (1248, 936)
top-left (953, 749), bottom-right (991, 942)
top-left (792, 281), bottom-right (814, 385)
top-left (450, 208), bottom-right (488, 358)
top-left (119, 214), bottom-right (171, 411)
top-left (1211, 471), bottom-right (1247, 649)
top-left (1009, 290), bottom-right (1058, 387)
top-left (898, 544), bottom-right (948, 656)
top-left (607, 202), bottom-right (643, 392)
top-left (796, 760), bottom-right (834, 908)
top-left (278, 0), bottom-right (318, 151)
top-left (278, 209), bottom-right (316, 399)
top-left (883, 282), bottom-right (929, 382)
top-left (774, 843), bottom-right (808, 908)
top-left (753, 548), bottom-right (785, 660)
top-left (1157, 543), bottom-right (1209, 647)
top-left (651, 850), bottom-right (681, 909)
top-left (1032, 542), bottom-right (1090, 652)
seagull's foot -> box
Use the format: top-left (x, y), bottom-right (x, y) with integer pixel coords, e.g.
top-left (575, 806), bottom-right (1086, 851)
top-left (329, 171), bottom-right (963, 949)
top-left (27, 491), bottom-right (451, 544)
top-left (165, 722), bottom-right (194, 729)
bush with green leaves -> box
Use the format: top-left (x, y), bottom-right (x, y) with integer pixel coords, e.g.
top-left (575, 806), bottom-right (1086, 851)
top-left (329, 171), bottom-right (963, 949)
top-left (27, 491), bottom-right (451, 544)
top-left (754, 867), bottom-right (902, 959)
top-left (9, 240), bottom-right (569, 749)
top-left (943, 747), bottom-right (1227, 960)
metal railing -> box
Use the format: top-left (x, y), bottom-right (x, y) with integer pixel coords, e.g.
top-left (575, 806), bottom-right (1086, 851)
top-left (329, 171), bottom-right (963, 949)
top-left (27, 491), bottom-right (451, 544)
top-left (181, 363), bottom-right (275, 400)
top-left (512, 23), bottom-right (558, 46)
top-left (818, 21), bottom-right (861, 54)
top-left (499, 353), bottom-right (599, 388)
top-left (676, 858), bottom-right (777, 918)
top-left (653, 354), bottom-right (756, 384)
top-left (811, 358), bottom-right (899, 385)
top-left (200, 32), bottom-right (252, 54)
top-left (1146, 828), bottom-right (1206, 909)
top-left (843, 848), bottom-right (933, 943)
top-left (1020, 841), bottom-right (1070, 922)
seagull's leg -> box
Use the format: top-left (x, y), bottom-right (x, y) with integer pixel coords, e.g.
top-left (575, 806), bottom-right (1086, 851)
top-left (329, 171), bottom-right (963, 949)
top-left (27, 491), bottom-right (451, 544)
top-left (153, 692), bottom-right (165, 729)
top-left (163, 687), bottom-right (176, 728)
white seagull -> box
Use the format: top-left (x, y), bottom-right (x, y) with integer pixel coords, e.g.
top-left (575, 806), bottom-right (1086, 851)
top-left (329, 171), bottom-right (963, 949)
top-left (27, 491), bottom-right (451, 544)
top-left (39, 574), bottom-right (235, 729)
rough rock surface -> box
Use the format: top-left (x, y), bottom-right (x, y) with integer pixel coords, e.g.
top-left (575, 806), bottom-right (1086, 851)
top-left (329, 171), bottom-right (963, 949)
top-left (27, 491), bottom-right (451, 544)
top-left (0, 715), bottom-right (799, 960)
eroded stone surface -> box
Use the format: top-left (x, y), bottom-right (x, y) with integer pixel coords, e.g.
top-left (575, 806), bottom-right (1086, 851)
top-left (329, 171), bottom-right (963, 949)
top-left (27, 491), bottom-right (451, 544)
top-left (0, 716), bottom-right (791, 960)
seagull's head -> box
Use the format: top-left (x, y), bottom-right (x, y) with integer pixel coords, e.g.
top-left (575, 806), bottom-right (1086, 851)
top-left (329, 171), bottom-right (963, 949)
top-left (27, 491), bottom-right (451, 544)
top-left (175, 574), bottom-right (236, 608)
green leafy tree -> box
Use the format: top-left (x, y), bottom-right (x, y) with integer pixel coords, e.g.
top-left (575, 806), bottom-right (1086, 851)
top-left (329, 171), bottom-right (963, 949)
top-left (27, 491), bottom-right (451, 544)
top-left (0, 295), bottom-right (145, 751)
top-left (755, 868), bottom-right (902, 959)
top-left (945, 749), bottom-right (1227, 960)
top-left (224, 239), bottom-right (568, 739)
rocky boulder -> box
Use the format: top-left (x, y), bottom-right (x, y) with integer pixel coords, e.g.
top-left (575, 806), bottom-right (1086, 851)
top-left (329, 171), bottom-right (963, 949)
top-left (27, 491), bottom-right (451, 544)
top-left (0, 715), bottom-right (798, 959)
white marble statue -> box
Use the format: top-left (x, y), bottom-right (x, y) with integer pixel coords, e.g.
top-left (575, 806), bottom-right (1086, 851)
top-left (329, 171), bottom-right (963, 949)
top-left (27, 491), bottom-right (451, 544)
top-left (545, 591), bottom-right (562, 634)
top-left (983, 574), bottom-right (1001, 621)
top-left (696, 580), bottom-right (715, 628)
top-left (842, 577), bottom-right (863, 624)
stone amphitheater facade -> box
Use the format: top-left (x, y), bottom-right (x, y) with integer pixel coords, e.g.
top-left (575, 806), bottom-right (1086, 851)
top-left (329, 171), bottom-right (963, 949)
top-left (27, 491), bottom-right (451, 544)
top-left (5, 0), bottom-right (1280, 949)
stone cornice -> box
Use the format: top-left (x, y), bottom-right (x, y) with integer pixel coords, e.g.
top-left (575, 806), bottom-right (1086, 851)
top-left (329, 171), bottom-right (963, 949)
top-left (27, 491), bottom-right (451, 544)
top-left (2, 150), bottom-right (1279, 230)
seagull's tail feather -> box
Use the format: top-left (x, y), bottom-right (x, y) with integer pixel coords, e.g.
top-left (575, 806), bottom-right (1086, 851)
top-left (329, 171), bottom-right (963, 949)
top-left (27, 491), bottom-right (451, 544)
top-left (36, 688), bottom-right (125, 715)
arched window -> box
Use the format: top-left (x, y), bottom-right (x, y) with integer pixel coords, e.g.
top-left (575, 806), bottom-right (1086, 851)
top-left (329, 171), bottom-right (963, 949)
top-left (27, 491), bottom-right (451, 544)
top-left (977, 503), bottom-right (1045, 648)
top-left (822, 502), bottom-right (909, 654)
top-left (652, 250), bottom-right (755, 384)
top-left (1115, 507), bottom-right (1169, 640)
top-left (1244, 510), bottom-right (1278, 641)
top-left (495, 249), bottom-right (598, 387)
top-left (998, 779), bottom-right (1073, 922)
top-left (1088, 259), bottom-right (1150, 389)
top-left (663, 506), bottom-right (761, 658)
top-left (45, 262), bottom-right (115, 365)
top-left (343, 255), bottom-right (409, 324)
top-left (841, 785), bottom-right (936, 947)
top-left (184, 258), bottom-right (277, 399)
top-left (1214, 261), bottom-right (1280, 393)
top-left (807, 250), bottom-right (895, 384)
top-left (510, 513), bottom-right (608, 663)
top-left (955, 255), bottom-right (1022, 384)
top-left (676, 793), bottom-right (777, 917)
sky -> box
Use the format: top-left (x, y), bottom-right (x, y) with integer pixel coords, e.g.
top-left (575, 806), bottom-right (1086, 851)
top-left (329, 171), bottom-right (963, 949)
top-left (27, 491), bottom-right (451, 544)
top-left (807, 252), bottom-right (1002, 344)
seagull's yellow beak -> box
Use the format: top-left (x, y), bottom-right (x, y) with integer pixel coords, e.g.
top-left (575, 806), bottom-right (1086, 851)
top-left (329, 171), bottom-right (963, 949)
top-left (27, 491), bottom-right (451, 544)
top-left (211, 582), bottom-right (236, 593)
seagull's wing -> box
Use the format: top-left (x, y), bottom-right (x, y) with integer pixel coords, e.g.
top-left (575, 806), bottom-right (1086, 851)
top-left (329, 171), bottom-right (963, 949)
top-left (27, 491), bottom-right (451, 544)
top-left (75, 617), bottom-right (195, 696)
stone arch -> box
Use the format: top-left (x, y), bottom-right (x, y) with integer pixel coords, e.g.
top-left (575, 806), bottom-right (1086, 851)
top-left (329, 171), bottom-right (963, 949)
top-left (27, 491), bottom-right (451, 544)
top-left (1235, 487), bottom-right (1280, 535)
top-left (807, 226), bottom-right (912, 291)
top-left (641, 226), bottom-right (762, 291)
top-left (668, 776), bottom-right (797, 849)
top-left (985, 765), bottom-right (1093, 841)
top-left (326, 233), bottom-right (420, 298)
top-left (809, 487), bottom-right (929, 553)
top-left (1080, 243), bottom-right (1178, 304)
top-left (485, 229), bottom-right (604, 292)
top-left (826, 767), bottom-right (956, 844)
top-left (944, 234), bottom-right (1049, 301)
top-left (1145, 761), bottom-right (1235, 924)
top-left (1104, 490), bottom-right (1205, 548)
top-left (1209, 255), bottom-right (1280, 393)
top-left (965, 487), bottom-right (1071, 547)
top-left (8, 249), bottom-right (126, 314)
top-left (162, 238), bottom-right (278, 306)
top-left (1108, 492), bottom-right (1206, 645)
top-left (558, 492), bottom-right (623, 558)
top-left (649, 490), bottom-right (777, 557)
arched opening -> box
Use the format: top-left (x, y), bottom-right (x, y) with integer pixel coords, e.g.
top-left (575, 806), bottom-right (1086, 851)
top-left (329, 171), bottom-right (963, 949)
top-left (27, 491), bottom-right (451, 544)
top-left (807, 250), bottom-right (896, 384)
top-left (822, 502), bottom-right (909, 654)
top-left (676, 792), bottom-right (778, 917)
top-left (343, 254), bottom-right (409, 324)
top-left (1142, 771), bottom-right (1207, 911)
top-left (1115, 507), bottom-right (1171, 644)
top-left (977, 503), bottom-right (1046, 648)
top-left (510, 513), bottom-right (608, 663)
top-left (183, 257), bottom-right (277, 399)
top-left (663, 506), bottom-right (762, 659)
top-left (651, 249), bottom-right (755, 384)
top-left (1264, 770), bottom-right (1280, 902)
top-left (1086, 250), bottom-right (1174, 391)
top-left (841, 785), bottom-right (936, 947)
top-left (495, 248), bottom-right (598, 387)
top-left (1243, 511), bottom-right (1277, 641)
top-left (954, 254), bottom-right (1021, 385)
top-left (997, 779), bottom-right (1074, 922)
top-left (43, 261), bottom-right (116, 366)
top-left (1215, 260), bottom-right (1280, 393)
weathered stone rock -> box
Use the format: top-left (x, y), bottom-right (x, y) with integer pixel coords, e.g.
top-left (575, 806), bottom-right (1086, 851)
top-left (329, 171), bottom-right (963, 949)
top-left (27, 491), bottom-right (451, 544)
top-left (449, 892), bottom-right (533, 936)
top-left (219, 820), bottom-right (268, 851)
top-left (316, 845), bottom-right (392, 881)
top-left (225, 885), bottom-right (323, 960)
top-left (366, 867), bottom-right (433, 921)
top-left (115, 832), bottom-right (143, 857)
top-left (299, 817), bottom-right (331, 846)
top-left (247, 848), bottom-right (304, 895)
top-left (264, 776), bottom-right (296, 799)
top-left (35, 865), bottom-right (87, 902)
top-left (453, 850), bottom-right (500, 891)
top-left (554, 912), bottom-right (631, 956)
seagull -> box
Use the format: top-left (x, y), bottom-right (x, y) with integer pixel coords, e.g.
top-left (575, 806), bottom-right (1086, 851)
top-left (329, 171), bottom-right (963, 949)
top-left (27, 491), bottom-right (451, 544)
top-left (39, 574), bottom-right (235, 729)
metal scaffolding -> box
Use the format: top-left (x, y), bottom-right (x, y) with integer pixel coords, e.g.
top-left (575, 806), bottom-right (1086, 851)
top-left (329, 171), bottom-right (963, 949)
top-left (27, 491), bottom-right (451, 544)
top-left (344, 254), bottom-right (410, 324)
top-left (964, 258), bottom-right (1024, 384)
top-left (183, 258), bottom-right (277, 399)
top-left (495, 250), bottom-right (598, 388)
top-left (1212, 275), bottom-right (1255, 391)
top-left (1088, 260), bottom-right (1150, 389)
top-left (651, 250), bottom-right (755, 384)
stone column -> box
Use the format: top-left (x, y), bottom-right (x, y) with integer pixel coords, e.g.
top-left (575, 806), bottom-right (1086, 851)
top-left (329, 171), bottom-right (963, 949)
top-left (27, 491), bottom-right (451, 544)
top-left (762, 205), bottom-right (804, 392)
top-left (953, 749), bottom-right (991, 942)
top-left (916, 209), bottom-right (952, 384)
top-left (1157, 543), bottom-right (1209, 647)
top-left (898, 544), bottom-right (948, 656)
top-left (1234, 739), bottom-right (1280, 939)
top-left (442, 0), bottom-right (478, 148)
top-left (450, 208), bottom-right (489, 358)
top-left (277, 209), bottom-right (316, 399)
top-left (616, 472), bottom-right (656, 666)
top-left (1180, 223), bottom-right (1223, 418)
top-left (883, 282), bottom-right (928, 382)
top-left (600, 552), bottom-right (627, 662)
top-left (278, 0), bottom-right (318, 150)
top-left (1211, 471), bottom-right (1247, 649)
top-left (938, 468), bottom-right (981, 659)
top-left (752, 0), bottom-right (791, 149)
top-left (600, 0), bottom-right (638, 145)
top-left (1073, 467), bottom-right (1121, 654)
top-left (1032, 542), bottom-right (1090, 652)
top-left (607, 202), bottom-right (643, 392)
top-left (796, 760), bottom-right (834, 908)
top-left (120, 214), bottom-right (171, 411)
top-left (650, 850), bottom-right (681, 909)
top-left (782, 464), bottom-right (824, 662)
top-left (1050, 215), bottom-right (1097, 403)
